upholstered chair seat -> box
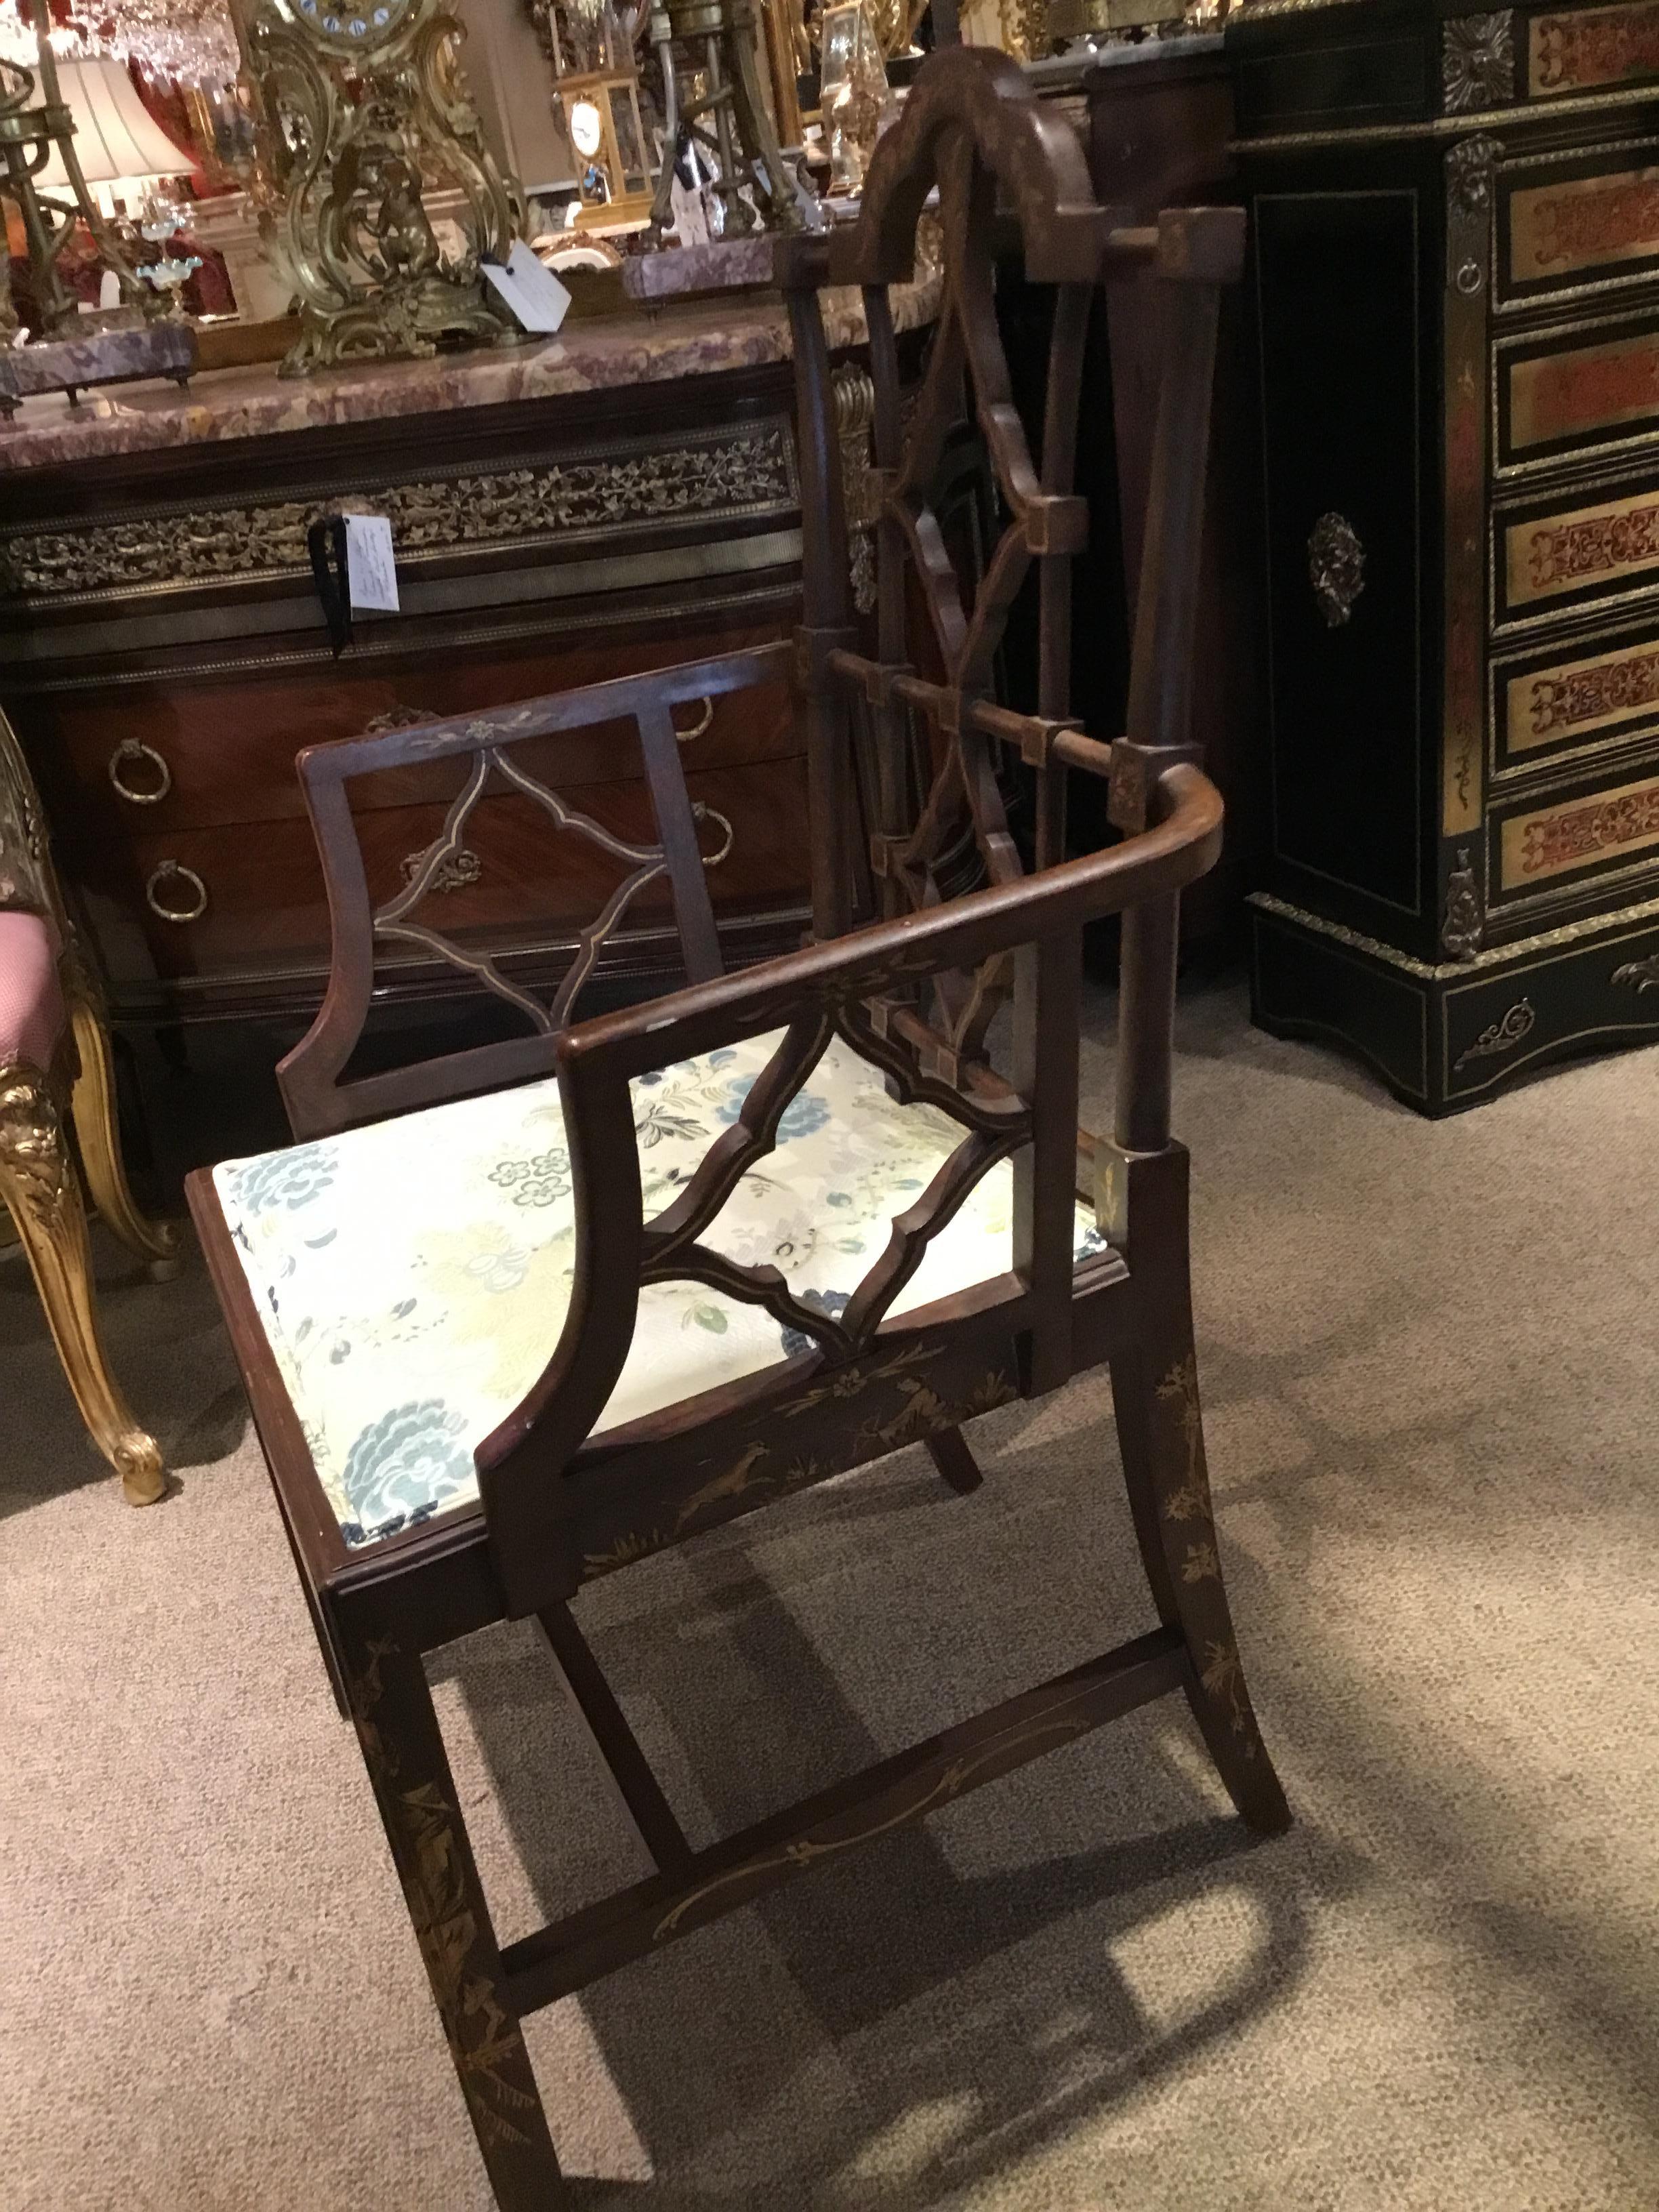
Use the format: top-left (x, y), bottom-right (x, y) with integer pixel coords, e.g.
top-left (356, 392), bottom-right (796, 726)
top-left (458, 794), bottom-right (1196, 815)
top-left (216, 1029), bottom-right (1107, 1548)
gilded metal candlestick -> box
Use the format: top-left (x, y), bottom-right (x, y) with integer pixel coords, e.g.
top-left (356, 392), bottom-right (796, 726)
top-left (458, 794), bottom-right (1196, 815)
top-left (648, 0), bottom-right (801, 238)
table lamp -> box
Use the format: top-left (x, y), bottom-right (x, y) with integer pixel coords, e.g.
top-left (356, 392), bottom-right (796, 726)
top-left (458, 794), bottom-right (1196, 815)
top-left (35, 56), bottom-right (197, 216)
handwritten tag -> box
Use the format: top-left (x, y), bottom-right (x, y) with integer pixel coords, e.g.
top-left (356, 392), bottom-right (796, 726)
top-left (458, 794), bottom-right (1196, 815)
top-left (342, 513), bottom-right (398, 613)
top-left (480, 240), bottom-right (572, 335)
top-left (668, 171), bottom-right (710, 249)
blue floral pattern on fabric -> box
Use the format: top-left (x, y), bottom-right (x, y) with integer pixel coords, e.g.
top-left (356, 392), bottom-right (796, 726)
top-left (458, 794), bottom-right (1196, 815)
top-left (230, 1143), bottom-right (338, 1214)
top-left (714, 1077), bottom-right (832, 1141)
top-left (342, 1399), bottom-right (474, 1536)
top-left (488, 1147), bottom-right (571, 1207)
top-left (213, 1030), bottom-right (1107, 1551)
top-left (779, 1289), bottom-right (853, 1359)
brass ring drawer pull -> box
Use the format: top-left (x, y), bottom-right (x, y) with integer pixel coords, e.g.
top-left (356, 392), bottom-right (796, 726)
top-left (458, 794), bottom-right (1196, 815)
top-left (695, 804), bottom-right (734, 867)
top-left (145, 861), bottom-right (209, 924)
top-left (108, 738), bottom-right (171, 805)
top-left (672, 696), bottom-right (714, 743)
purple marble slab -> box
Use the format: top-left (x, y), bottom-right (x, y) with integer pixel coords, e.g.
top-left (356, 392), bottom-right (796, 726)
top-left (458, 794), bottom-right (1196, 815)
top-left (0, 322), bottom-right (195, 414)
top-left (621, 236), bottom-right (779, 302)
top-left (0, 278), bottom-right (941, 474)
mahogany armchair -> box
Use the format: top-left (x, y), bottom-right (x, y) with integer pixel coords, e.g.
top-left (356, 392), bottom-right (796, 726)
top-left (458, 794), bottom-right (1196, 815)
top-left (0, 708), bottom-right (178, 1503)
top-left (188, 49), bottom-right (1287, 2209)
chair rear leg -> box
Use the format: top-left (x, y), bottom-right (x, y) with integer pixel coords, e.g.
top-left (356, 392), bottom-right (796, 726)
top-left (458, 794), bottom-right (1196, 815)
top-left (338, 1616), bottom-right (567, 2211)
top-left (0, 1061), bottom-right (165, 1505)
top-left (1110, 1326), bottom-right (1289, 1836)
top-left (926, 1427), bottom-right (983, 1494)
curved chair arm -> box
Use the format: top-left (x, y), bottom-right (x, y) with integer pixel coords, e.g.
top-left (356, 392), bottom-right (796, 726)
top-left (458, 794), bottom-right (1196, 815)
top-left (476, 760), bottom-right (1221, 1555)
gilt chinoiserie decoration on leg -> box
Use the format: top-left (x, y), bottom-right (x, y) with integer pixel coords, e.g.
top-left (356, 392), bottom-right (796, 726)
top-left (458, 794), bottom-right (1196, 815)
top-left (231, 0), bottom-right (523, 374)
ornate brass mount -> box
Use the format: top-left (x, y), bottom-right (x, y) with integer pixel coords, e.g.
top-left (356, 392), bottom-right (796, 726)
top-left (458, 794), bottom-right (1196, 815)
top-left (230, 0), bottom-right (525, 376)
top-left (1452, 996), bottom-right (1532, 1070)
top-left (1308, 510), bottom-right (1365, 628)
top-left (1442, 10), bottom-right (1514, 114)
top-left (1441, 845), bottom-right (1483, 960)
top-left (1612, 951), bottom-right (1659, 994)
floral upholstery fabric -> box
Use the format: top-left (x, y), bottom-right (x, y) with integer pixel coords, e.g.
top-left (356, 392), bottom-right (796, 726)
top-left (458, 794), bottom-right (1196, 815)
top-left (213, 1031), bottom-right (1107, 1549)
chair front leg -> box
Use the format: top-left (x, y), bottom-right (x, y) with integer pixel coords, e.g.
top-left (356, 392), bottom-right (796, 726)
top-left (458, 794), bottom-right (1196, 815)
top-left (64, 977), bottom-right (180, 1280)
top-left (1107, 1147), bottom-right (1290, 1836)
top-left (337, 1610), bottom-right (567, 2211)
top-left (0, 1060), bottom-right (165, 1504)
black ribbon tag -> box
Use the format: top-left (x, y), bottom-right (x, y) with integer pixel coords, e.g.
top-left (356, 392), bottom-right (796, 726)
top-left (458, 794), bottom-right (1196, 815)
top-left (306, 514), bottom-right (353, 659)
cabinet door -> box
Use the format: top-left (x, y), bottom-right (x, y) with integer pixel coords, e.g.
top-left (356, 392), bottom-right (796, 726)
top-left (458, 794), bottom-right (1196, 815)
top-left (1255, 184), bottom-right (1431, 941)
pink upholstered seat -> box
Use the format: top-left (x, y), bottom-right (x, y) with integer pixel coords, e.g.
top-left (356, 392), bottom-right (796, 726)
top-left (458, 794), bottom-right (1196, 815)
top-left (0, 909), bottom-right (66, 1071)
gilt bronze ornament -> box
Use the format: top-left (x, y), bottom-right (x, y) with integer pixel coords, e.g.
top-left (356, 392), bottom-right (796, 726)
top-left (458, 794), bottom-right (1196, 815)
top-left (230, 0), bottom-right (524, 375)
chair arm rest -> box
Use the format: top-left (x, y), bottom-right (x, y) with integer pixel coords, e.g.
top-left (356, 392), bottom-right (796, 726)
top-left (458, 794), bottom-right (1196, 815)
top-left (557, 761), bottom-right (1221, 1086)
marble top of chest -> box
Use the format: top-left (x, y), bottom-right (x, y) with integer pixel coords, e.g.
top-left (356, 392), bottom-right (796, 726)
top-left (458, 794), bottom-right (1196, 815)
top-left (0, 276), bottom-right (941, 476)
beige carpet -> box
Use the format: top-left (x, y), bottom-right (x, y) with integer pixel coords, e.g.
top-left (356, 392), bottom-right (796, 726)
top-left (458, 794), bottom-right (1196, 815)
top-left (3, 975), bottom-right (1658, 2211)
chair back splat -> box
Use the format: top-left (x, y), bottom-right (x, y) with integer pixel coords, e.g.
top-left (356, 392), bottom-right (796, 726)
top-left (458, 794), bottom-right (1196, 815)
top-left (187, 48), bottom-right (1288, 2212)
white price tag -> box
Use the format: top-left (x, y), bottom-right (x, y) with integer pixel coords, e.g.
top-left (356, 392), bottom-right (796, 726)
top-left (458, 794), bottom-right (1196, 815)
top-left (668, 171), bottom-right (710, 249)
top-left (342, 513), bottom-right (399, 613)
top-left (480, 240), bottom-right (572, 335)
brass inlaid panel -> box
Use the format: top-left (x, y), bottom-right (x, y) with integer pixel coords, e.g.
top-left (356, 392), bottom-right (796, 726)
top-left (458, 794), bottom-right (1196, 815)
top-left (1504, 634), bottom-right (1659, 754)
top-left (1509, 163), bottom-right (1659, 285)
top-left (1500, 765), bottom-right (1659, 885)
top-left (1528, 2), bottom-right (1659, 97)
top-left (1506, 327), bottom-right (1659, 450)
top-left (0, 420), bottom-right (800, 602)
top-left (1504, 483), bottom-right (1659, 607)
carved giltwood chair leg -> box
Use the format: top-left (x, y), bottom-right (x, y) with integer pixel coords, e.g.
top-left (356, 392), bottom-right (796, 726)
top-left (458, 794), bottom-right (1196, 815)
top-left (1108, 1150), bottom-right (1290, 1836)
top-left (340, 1614), bottom-right (567, 2212)
top-left (65, 983), bottom-right (180, 1281)
top-left (0, 1061), bottom-right (165, 1504)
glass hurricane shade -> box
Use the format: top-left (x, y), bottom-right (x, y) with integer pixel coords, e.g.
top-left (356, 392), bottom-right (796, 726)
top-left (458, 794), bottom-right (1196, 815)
top-left (35, 58), bottom-right (196, 212)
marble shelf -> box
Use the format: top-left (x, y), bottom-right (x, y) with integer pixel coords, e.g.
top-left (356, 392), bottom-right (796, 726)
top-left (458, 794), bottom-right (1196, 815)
top-left (0, 276), bottom-right (941, 475)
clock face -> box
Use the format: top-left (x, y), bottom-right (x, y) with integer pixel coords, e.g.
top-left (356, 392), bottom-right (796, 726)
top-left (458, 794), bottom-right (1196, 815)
top-left (569, 100), bottom-right (603, 161)
top-left (291, 0), bottom-right (413, 54)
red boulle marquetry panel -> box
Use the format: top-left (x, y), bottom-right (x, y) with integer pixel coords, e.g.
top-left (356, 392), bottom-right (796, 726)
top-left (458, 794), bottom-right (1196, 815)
top-left (1509, 162), bottom-right (1659, 286)
top-left (1529, 2), bottom-right (1659, 96)
top-left (1504, 634), bottom-right (1659, 758)
top-left (1500, 765), bottom-right (1659, 886)
top-left (1504, 483), bottom-right (1659, 607)
top-left (1507, 325), bottom-right (1659, 452)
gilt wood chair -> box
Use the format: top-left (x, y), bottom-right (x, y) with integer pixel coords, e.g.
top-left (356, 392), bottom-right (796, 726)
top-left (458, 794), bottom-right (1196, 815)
top-left (187, 49), bottom-right (1288, 2209)
top-left (0, 708), bottom-right (178, 1504)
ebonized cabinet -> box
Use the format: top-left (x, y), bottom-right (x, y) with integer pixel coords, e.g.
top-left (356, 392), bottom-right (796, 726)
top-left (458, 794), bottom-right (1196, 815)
top-left (1233, 0), bottom-right (1659, 1109)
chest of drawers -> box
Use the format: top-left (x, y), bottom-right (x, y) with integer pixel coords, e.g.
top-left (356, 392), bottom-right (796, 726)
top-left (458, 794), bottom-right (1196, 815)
top-left (1232, 0), bottom-right (1659, 1109)
top-left (0, 293), bottom-right (948, 1077)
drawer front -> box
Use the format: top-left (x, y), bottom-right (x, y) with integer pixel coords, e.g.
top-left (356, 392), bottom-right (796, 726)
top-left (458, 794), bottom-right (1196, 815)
top-left (1525, 1), bottom-right (1659, 100)
top-left (1490, 752), bottom-right (1659, 905)
top-left (87, 756), bottom-right (809, 983)
top-left (1500, 138), bottom-right (1659, 306)
top-left (1496, 308), bottom-right (1659, 471)
top-left (40, 623), bottom-right (798, 838)
top-left (1492, 613), bottom-right (1659, 775)
top-left (1495, 466), bottom-right (1659, 625)
top-left (1443, 908), bottom-right (1659, 1103)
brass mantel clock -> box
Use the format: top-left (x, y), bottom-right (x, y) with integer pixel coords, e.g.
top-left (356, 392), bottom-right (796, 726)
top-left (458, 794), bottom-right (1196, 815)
top-left (232, 0), bottom-right (524, 374)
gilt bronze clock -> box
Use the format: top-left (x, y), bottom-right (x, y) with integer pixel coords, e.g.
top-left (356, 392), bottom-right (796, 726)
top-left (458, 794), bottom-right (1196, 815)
top-left (232, 0), bottom-right (524, 373)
